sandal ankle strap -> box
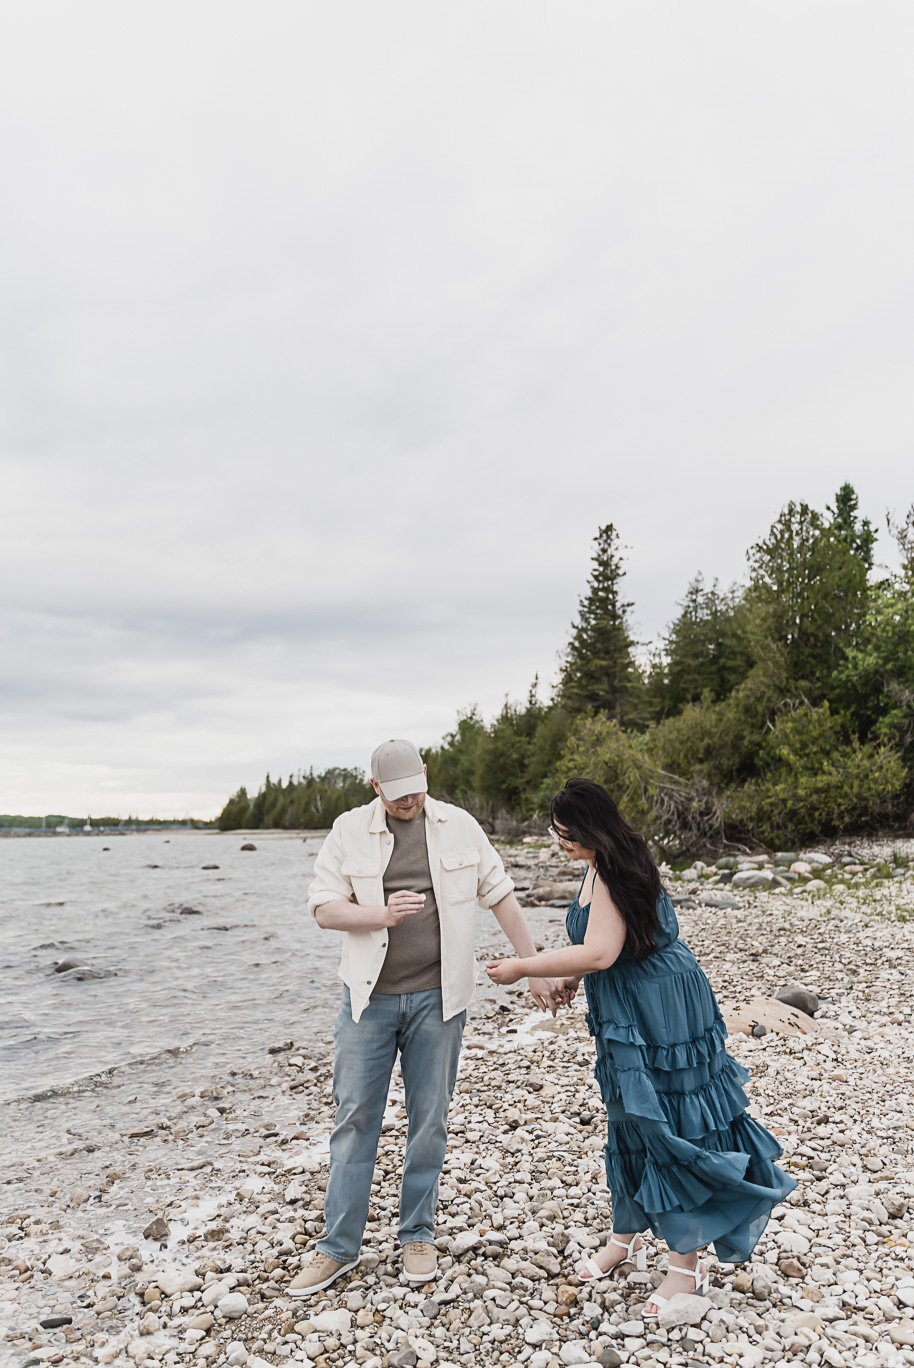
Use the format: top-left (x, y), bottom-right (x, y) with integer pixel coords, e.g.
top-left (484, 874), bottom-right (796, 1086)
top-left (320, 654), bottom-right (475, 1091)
top-left (669, 1260), bottom-right (707, 1288)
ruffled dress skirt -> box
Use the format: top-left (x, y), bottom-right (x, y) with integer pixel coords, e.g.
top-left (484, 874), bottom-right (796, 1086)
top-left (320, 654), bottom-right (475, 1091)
top-left (567, 890), bottom-right (795, 1262)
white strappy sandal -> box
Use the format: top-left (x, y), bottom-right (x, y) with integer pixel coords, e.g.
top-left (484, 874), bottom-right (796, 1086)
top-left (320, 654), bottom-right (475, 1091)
top-left (577, 1232), bottom-right (647, 1283)
top-left (642, 1260), bottom-right (710, 1319)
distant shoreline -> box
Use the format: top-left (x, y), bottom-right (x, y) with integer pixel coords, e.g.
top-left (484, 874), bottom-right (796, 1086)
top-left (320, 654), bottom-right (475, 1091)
top-left (0, 825), bottom-right (330, 839)
top-left (0, 824), bottom-right (215, 838)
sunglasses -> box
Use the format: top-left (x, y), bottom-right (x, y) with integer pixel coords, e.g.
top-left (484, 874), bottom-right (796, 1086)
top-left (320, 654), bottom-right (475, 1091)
top-left (548, 824), bottom-right (580, 847)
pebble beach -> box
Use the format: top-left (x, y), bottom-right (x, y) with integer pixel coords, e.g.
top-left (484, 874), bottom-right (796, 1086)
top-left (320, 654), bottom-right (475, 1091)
top-left (4, 837), bottom-right (914, 1368)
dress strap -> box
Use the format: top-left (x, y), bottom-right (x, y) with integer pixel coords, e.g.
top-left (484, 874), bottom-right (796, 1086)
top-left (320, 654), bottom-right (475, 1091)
top-left (577, 866), bottom-right (596, 908)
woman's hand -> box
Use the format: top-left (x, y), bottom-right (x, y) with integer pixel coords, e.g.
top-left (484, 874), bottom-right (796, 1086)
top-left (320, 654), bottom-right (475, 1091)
top-left (486, 958), bottom-right (523, 986)
top-left (554, 976), bottom-right (581, 1007)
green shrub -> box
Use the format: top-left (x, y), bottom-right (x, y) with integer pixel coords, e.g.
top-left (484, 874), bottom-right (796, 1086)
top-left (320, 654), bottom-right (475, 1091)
top-left (648, 651), bottom-right (787, 787)
top-left (554, 714), bottom-right (660, 836)
top-left (724, 703), bottom-right (907, 846)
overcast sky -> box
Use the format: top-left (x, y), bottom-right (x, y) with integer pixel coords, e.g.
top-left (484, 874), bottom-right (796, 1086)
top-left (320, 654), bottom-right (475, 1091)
top-left (2, 3), bottom-right (912, 819)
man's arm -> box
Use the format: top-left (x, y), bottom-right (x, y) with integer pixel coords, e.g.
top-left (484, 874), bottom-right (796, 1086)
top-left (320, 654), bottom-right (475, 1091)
top-left (307, 819), bottom-right (423, 930)
top-left (490, 890), bottom-right (559, 1014)
top-left (315, 892), bottom-right (423, 932)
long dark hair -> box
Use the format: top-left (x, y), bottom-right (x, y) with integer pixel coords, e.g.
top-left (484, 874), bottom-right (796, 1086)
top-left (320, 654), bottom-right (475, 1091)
top-left (550, 777), bottom-right (662, 961)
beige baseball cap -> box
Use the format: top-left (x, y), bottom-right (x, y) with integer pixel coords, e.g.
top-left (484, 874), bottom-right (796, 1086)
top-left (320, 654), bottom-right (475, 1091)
top-left (370, 738), bottom-right (428, 801)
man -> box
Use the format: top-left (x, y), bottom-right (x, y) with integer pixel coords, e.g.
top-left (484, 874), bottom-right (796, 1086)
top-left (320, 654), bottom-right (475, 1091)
top-left (290, 738), bottom-right (557, 1296)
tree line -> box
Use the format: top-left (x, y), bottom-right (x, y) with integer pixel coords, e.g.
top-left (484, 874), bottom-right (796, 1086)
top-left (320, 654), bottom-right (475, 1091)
top-left (219, 483), bottom-right (914, 852)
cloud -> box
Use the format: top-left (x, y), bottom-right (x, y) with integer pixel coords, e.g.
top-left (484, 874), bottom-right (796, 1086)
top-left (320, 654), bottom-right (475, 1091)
top-left (1, 2), bottom-right (912, 814)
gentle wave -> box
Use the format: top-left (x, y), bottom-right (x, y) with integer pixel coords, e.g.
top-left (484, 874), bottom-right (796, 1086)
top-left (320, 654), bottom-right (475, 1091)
top-left (0, 831), bottom-right (341, 1168)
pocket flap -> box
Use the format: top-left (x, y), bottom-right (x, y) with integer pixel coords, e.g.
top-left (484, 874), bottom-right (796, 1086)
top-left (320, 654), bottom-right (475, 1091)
top-left (440, 850), bottom-right (481, 872)
top-left (341, 859), bottom-right (380, 878)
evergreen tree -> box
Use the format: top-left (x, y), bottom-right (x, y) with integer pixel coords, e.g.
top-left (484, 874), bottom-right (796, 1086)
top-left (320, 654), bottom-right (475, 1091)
top-left (524, 706), bottom-right (574, 813)
top-left (746, 493), bottom-right (871, 696)
top-left (652, 574), bottom-right (753, 717)
top-left (218, 786), bottom-right (251, 831)
top-left (888, 502), bottom-right (914, 580)
top-left (827, 481), bottom-right (876, 570)
top-left (835, 502), bottom-right (914, 754)
top-left (424, 708), bottom-right (486, 805)
top-left (559, 524), bottom-right (639, 722)
top-left (474, 680), bottom-right (546, 813)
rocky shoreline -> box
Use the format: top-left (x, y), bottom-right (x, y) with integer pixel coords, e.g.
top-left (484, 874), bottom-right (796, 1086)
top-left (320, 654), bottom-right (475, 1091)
top-left (4, 838), bottom-right (914, 1368)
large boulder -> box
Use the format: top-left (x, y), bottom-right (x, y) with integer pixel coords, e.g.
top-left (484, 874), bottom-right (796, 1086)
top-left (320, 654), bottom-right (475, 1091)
top-left (722, 996), bottom-right (820, 1038)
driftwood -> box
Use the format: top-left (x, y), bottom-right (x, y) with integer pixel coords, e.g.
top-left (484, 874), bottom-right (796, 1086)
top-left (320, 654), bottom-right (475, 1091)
top-left (651, 772), bottom-right (728, 860)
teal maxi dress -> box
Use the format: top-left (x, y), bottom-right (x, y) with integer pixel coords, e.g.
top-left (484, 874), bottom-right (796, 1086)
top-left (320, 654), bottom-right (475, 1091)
top-left (567, 884), bottom-right (795, 1262)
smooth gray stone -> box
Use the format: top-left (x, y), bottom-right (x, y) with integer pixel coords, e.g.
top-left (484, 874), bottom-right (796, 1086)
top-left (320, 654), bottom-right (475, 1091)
top-left (54, 956), bottom-right (89, 973)
top-left (775, 982), bottom-right (819, 1016)
top-left (731, 870), bottom-right (774, 889)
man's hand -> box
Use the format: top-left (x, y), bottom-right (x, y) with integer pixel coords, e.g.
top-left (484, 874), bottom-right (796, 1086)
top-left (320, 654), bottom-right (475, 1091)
top-left (529, 976), bottom-right (559, 1016)
top-left (554, 976), bottom-right (581, 1007)
top-left (382, 890), bottom-right (425, 927)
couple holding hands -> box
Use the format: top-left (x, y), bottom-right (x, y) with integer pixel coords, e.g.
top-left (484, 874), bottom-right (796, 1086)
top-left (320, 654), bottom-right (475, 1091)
top-left (292, 739), bottom-right (794, 1312)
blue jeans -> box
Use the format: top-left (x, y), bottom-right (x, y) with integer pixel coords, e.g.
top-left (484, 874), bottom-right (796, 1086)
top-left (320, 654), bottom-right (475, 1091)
top-left (317, 986), bottom-right (465, 1263)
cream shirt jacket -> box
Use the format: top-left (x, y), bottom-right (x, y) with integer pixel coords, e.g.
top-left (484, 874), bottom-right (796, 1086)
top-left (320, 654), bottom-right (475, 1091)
top-left (308, 795), bottom-right (514, 1023)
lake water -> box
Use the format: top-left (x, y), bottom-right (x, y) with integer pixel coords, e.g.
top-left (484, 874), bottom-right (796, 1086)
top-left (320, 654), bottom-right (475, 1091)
top-left (0, 831), bottom-right (341, 1110)
top-left (0, 829), bottom-right (554, 1169)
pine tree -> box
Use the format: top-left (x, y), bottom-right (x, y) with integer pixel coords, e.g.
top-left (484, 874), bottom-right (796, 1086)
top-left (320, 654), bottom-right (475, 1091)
top-left (827, 481), bottom-right (876, 570)
top-left (560, 524), bottom-right (639, 722)
top-left (747, 494), bottom-right (872, 694)
top-left (654, 574), bottom-right (753, 715)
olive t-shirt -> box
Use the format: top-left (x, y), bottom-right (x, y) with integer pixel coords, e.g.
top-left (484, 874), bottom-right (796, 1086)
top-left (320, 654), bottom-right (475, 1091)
top-left (373, 812), bottom-right (441, 995)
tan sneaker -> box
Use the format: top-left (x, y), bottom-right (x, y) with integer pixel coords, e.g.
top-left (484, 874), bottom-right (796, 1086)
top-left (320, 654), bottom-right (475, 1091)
top-left (288, 1250), bottom-right (358, 1297)
top-left (402, 1241), bottom-right (438, 1283)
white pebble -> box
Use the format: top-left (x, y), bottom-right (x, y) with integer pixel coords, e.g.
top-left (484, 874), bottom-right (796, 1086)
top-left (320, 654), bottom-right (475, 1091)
top-left (217, 1292), bottom-right (249, 1319)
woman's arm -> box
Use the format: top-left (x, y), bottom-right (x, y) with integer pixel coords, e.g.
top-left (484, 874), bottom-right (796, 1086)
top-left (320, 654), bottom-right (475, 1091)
top-left (486, 874), bottom-right (627, 985)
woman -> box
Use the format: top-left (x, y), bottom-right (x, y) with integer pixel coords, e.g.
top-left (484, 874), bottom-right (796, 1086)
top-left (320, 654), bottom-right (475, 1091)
top-left (486, 778), bottom-right (794, 1317)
